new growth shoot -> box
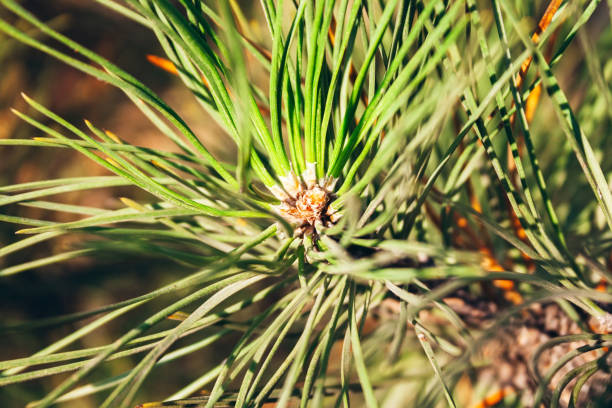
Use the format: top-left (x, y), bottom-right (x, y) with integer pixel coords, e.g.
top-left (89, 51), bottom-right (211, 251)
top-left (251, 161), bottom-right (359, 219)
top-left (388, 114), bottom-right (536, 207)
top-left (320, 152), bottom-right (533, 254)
top-left (271, 163), bottom-right (339, 237)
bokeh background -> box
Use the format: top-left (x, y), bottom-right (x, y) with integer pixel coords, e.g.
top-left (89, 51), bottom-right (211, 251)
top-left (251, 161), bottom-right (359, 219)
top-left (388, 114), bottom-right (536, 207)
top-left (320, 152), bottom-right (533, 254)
top-left (0, 1), bottom-right (264, 406)
top-left (0, 1), bottom-right (611, 407)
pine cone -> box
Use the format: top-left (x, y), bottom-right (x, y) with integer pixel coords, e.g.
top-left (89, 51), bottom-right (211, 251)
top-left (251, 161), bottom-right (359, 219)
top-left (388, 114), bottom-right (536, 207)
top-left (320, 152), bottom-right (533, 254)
top-left (472, 303), bottom-right (611, 407)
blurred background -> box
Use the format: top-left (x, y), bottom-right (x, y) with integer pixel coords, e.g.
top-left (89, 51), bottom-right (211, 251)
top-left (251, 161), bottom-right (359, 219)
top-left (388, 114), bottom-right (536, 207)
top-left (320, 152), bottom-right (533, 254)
top-left (0, 1), bottom-right (264, 406)
top-left (0, 1), bottom-right (611, 407)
